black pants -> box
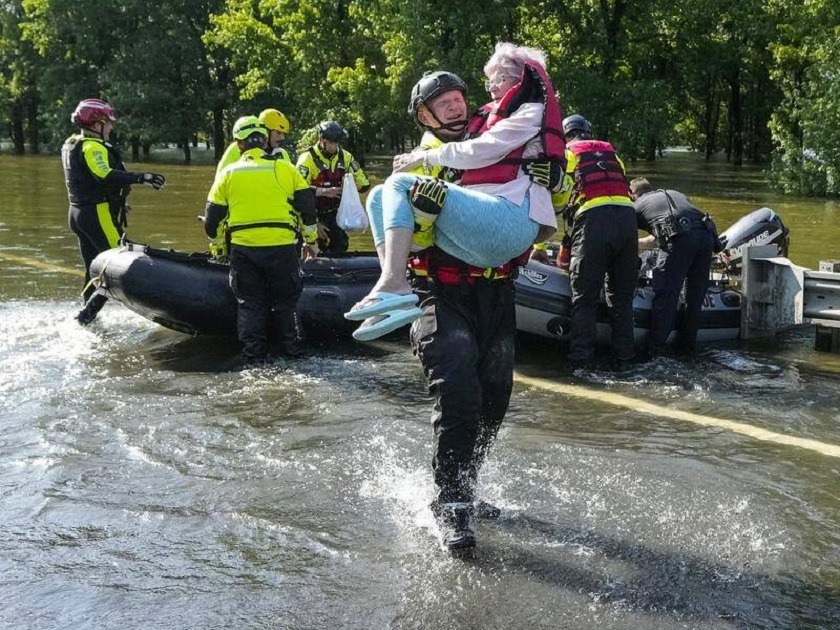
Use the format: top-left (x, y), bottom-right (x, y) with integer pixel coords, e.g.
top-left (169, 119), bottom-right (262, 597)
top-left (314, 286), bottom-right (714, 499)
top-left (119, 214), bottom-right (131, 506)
top-left (650, 228), bottom-right (714, 352)
top-left (68, 201), bottom-right (122, 302)
top-left (410, 278), bottom-right (516, 505)
top-left (568, 204), bottom-right (638, 363)
top-left (317, 211), bottom-right (349, 255)
top-left (229, 244), bottom-right (302, 360)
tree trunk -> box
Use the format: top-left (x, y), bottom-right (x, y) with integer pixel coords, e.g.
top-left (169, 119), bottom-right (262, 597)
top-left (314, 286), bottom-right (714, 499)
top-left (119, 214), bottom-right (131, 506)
top-left (26, 96), bottom-right (39, 154)
top-left (131, 136), bottom-right (140, 161)
top-left (728, 73), bottom-right (743, 167)
top-left (11, 101), bottom-right (25, 155)
top-left (213, 106), bottom-right (225, 160)
top-left (182, 137), bottom-right (192, 164)
top-left (644, 136), bottom-right (656, 161)
top-left (703, 76), bottom-right (720, 161)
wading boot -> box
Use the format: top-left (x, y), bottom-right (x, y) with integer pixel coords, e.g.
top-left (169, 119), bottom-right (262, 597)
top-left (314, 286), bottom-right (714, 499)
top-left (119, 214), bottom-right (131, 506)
top-left (432, 501), bottom-right (476, 553)
top-left (75, 293), bottom-right (107, 326)
top-left (473, 500), bottom-right (501, 520)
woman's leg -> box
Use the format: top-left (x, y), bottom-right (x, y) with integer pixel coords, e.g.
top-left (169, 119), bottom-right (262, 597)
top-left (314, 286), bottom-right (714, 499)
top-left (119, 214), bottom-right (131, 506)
top-left (381, 173), bottom-right (537, 269)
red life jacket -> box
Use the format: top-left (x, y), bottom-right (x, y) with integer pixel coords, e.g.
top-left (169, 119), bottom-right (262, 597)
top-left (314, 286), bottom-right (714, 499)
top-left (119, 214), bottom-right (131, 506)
top-left (309, 146), bottom-right (348, 211)
top-left (567, 139), bottom-right (629, 201)
top-left (460, 61), bottom-right (565, 186)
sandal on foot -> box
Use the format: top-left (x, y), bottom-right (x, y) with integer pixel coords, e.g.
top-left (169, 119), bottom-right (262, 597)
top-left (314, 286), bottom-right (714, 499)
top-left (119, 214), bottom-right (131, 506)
top-left (351, 307), bottom-right (423, 342)
top-left (344, 292), bottom-right (418, 321)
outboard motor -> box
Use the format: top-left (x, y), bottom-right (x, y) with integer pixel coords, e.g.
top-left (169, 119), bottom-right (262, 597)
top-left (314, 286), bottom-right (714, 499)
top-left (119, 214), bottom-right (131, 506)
top-left (717, 207), bottom-right (789, 275)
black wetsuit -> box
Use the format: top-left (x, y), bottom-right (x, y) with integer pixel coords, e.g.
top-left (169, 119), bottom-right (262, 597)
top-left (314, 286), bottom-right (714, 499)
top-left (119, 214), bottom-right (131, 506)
top-left (410, 249), bottom-right (516, 506)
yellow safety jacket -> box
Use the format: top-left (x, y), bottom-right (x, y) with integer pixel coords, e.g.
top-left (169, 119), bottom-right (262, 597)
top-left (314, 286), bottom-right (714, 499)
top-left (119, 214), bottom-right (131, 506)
top-left (216, 142), bottom-right (291, 174)
top-left (407, 132), bottom-right (460, 182)
top-left (207, 147), bottom-right (312, 247)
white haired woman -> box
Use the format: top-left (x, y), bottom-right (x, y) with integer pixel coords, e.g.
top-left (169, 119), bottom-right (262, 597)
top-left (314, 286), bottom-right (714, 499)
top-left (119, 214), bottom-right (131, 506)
top-left (346, 42), bottom-right (560, 341)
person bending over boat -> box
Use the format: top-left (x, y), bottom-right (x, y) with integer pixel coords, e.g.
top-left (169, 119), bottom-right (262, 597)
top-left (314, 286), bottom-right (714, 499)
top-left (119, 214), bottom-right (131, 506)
top-left (553, 114), bottom-right (638, 371)
top-left (216, 108), bottom-right (293, 174)
top-left (348, 42), bottom-right (564, 552)
top-left (203, 116), bottom-right (318, 363)
top-left (295, 121), bottom-right (371, 255)
top-left (62, 98), bottom-right (166, 325)
top-left (631, 177), bottom-right (721, 357)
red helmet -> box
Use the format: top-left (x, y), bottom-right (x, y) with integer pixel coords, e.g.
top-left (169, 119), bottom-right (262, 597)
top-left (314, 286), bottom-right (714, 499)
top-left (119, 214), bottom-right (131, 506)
top-left (71, 98), bottom-right (117, 126)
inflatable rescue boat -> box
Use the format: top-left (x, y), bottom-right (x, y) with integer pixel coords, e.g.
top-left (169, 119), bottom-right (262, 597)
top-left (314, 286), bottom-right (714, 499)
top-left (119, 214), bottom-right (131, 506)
top-left (89, 244), bottom-right (380, 336)
top-left (514, 207), bottom-right (789, 341)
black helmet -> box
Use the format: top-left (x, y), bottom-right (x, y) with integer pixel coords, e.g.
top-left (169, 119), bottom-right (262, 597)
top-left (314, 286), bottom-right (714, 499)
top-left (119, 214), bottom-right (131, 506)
top-left (317, 120), bottom-right (347, 143)
top-left (408, 71), bottom-right (468, 118)
top-left (562, 114), bottom-right (593, 140)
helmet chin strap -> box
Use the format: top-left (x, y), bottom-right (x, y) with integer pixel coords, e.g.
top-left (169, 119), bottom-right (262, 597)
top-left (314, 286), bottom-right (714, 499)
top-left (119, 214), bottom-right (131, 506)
top-left (318, 141), bottom-right (337, 158)
top-left (83, 121), bottom-right (106, 138)
top-left (423, 108), bottom-right (467, 139)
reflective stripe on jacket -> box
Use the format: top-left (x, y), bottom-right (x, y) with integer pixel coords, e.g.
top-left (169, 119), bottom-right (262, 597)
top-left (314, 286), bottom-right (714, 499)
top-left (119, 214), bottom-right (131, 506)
top-left (208, 147), bottom-right (310, 247)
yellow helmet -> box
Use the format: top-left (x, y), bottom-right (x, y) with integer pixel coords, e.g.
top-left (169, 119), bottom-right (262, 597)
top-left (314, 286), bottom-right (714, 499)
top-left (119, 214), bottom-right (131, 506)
top-left (259, 109), bottom-right (291, 134)
top-left (232, 115), bottom-right (267, 140)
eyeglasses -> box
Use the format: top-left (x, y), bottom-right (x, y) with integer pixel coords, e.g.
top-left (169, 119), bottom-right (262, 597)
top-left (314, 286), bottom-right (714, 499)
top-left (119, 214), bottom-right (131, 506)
top-left (484, 75), bottom-right (515, 92)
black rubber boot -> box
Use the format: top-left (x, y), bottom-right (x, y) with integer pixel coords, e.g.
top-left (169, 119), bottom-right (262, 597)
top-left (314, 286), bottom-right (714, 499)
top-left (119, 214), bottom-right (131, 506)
top-left (473, 500), bottom-right (501, 520)
top-left (276, 310), bottom-right (305, 358)
top-left (75, 293), bottom-right (107, 325)
top-left (432, 502), bottom-right (476, 552)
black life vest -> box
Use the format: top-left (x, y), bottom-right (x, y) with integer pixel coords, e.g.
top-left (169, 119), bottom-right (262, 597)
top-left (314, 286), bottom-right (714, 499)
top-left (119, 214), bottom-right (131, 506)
top-left (61, 134), bottom-right (128, 206)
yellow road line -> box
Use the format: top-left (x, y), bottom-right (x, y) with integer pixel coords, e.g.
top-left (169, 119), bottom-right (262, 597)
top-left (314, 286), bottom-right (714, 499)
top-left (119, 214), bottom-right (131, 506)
top-left (0, 251), bottom-right (85, 277)
top-left (514, 372), bottom-right (840, 459)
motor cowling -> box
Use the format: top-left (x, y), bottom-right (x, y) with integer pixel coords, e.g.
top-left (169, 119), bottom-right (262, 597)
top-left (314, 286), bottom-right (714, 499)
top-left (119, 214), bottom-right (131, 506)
top-left (717, 207), bottom-right (789, 274)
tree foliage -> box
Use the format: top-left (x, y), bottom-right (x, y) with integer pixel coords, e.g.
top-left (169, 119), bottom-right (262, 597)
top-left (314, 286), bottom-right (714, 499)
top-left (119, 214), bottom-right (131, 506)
top-left (0, 0), bottom-right (837, 195)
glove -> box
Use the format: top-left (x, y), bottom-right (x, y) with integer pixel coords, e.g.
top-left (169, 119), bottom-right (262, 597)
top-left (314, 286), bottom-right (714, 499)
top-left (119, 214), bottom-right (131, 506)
top-left (137, 172), bottom-right (166, 190)
top-left (523, 161), bottom-right (551, 188)
top-left (409, 178), bottom-right (447, 252)
top-left (410, 178), bottom-right (448, 216)
top-left (524, 160), bottom-right (565, 192)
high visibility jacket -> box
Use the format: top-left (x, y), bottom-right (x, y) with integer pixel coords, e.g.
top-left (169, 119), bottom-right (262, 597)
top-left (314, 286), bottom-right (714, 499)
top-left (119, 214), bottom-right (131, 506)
top-left (552, 139), bottom-right (633, 219)
top-left (408, 132), bottom-right (461, 182)
top-left (216, 142), bottom-right (291, 174)
top-left (61, 134), bottom-right (129, 206)
top-left (207, 147), bottom-right (313, 247)
top-left (295, 144), bottom-right (370, 212)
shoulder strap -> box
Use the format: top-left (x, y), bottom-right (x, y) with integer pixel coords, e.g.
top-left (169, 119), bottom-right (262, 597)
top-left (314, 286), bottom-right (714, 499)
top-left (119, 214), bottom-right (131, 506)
top-left (308, 146), bottom-right (330, 173)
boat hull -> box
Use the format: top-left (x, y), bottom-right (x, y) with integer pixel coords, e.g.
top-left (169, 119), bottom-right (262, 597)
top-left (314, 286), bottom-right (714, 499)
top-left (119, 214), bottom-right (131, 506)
top-left (514, 259), bottom-right (742, 342)
top-left (90, 244), bottom-right (380, 337)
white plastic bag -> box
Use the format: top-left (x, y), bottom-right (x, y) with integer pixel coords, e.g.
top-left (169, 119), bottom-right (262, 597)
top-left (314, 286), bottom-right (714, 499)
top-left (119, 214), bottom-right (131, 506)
top-left (336, 173), bottom-right (369, 233)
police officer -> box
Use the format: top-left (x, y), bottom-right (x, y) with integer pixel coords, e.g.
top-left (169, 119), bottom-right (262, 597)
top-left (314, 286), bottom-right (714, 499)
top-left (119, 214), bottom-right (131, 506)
top-left (553, 114), bottom-right (637, 369)
top-left (62, 98), bottom-right (166, 325)
top-left (204, 116), bottom-right (317, 363)
top-left (295, 121), bottom-right (370, 255)
top-left (630, 177), bottom-right (718, 356)
top-left (216, 108), bottom-right (293, 174)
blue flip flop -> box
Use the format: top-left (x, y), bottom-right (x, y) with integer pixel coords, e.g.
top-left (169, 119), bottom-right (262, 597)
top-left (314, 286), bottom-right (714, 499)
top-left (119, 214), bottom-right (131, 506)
top-left (352, 306), bottom-right (423, 342)
top-left (344, 292), bottom-right (418, 321)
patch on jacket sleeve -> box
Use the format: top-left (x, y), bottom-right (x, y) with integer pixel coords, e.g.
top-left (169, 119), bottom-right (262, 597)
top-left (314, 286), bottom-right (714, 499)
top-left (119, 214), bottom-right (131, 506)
top-left (298, 165), bottom-right (309, 179)
top-left (351, 160), bottom-right (361, 171)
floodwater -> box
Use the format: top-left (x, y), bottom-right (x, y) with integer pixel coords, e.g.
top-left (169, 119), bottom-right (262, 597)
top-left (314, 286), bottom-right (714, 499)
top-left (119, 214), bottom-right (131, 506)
top-left (1, 152), bottom-right (839, 629)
